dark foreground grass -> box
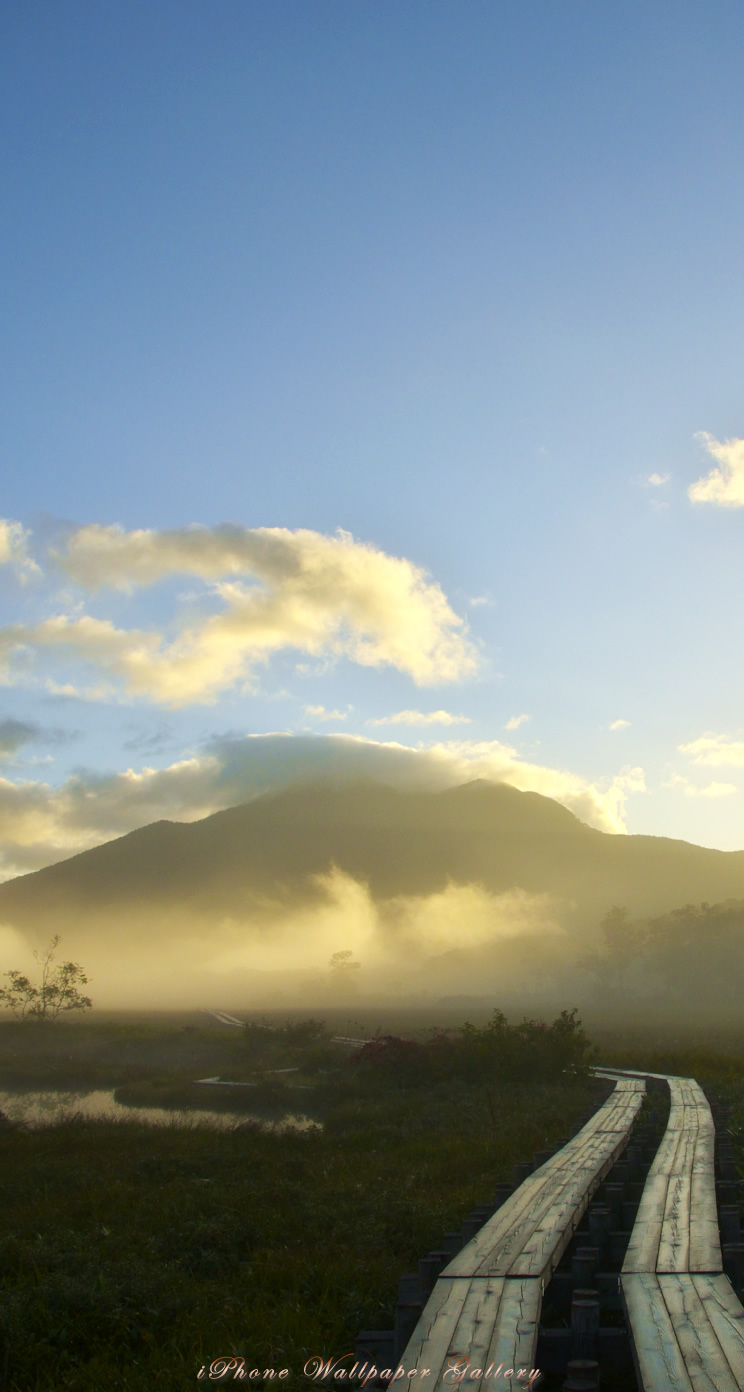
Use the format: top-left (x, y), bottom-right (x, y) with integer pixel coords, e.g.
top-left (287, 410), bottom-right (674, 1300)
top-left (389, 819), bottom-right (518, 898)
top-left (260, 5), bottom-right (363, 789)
top-left (11, 1013), bottom-right (744, 1391)
top-left (0, 1072), bottom-right (599, 1391)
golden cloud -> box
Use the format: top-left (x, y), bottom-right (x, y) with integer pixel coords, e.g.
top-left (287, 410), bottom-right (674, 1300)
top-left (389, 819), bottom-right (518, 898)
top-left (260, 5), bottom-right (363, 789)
top-left (366, 709), bottom-right (471, 727)
top-left (505, 713), bottom-right (529, 731)
top-left (0, 731), bottom-right (645, 881)
top-left (679, 732), bottom-right (744, 767)
top-left (0, 519), bottom-right (40, 582)
top-left (689, 433), bottom-right (744, 507)
top-left (0, 525), bottom-right (478, 704)
top-left (663, 774), bottom-right (737, 799)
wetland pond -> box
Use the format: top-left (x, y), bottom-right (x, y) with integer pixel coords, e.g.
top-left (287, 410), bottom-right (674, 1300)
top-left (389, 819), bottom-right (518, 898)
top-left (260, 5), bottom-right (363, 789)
top-left (0, 1087), bottom-right (321, 1131)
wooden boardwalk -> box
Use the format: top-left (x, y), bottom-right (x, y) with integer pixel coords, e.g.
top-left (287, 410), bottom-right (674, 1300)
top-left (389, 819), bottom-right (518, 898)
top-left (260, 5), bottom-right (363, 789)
top-left (618, 1072), bottom-right (744, 1392)
top-left (396, 1069), bottom-right (744, 1390)
top-left (397, 1075), bottom-right (644, 1390)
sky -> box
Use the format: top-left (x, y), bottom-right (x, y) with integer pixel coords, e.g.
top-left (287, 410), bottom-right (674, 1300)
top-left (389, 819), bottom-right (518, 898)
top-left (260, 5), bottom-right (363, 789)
top-left (2, 0), bottom-right (744, 882)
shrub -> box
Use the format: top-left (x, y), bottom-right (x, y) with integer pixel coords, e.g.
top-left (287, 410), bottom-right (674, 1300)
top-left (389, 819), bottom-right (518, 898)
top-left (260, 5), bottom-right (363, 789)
top-left (349, 1009), bottom-right (594, 1086)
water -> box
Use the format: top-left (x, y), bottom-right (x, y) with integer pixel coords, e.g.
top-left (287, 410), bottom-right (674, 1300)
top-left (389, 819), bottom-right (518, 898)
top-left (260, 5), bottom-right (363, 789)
top-left (0, 1088), bottom-right (321, 1132)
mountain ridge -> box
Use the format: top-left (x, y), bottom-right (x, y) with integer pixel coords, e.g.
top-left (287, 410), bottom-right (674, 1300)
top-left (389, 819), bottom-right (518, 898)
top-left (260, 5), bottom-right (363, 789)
top-left (1, 777), bottom-right (743, 943)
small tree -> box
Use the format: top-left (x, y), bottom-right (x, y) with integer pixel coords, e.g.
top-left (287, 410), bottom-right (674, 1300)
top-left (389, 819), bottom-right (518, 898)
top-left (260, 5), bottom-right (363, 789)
top-left (328, 949), bottom-right (361, 992)
top-left (0, 936), bottom-right (92, 1022)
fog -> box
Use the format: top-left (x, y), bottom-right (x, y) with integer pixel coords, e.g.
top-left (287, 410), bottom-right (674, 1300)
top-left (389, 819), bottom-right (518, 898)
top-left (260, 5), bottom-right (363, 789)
top-left (1, 778), bottom-right (744, 1023)
top-left (0, 872), bottom-right (573, 1011)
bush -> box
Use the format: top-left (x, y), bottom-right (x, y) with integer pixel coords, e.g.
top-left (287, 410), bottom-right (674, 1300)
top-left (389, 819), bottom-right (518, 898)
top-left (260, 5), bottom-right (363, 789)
top-left (350, 1009), bottom-right (594, 1086)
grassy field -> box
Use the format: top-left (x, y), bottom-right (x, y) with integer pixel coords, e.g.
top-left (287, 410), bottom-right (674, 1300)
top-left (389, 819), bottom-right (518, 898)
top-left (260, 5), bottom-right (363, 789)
top-left (0, 1012), bottom-right (741, 1390)
top-left (0, 1010), bottom-right (601, 1391)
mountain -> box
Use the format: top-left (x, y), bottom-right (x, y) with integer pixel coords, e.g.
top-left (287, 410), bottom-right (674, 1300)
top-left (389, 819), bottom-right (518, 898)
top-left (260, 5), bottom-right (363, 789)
top-left (1, 776), bottom-right (744, 945)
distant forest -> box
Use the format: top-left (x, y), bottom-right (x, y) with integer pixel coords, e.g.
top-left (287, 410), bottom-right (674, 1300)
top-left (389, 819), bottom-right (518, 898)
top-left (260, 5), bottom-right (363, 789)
top-left (582, 900), bottom-right (744, 1010)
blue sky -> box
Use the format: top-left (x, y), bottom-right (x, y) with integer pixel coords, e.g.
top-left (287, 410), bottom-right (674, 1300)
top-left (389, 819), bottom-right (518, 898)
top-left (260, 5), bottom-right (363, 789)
top-left (2, 0), bottom-right (744, 877)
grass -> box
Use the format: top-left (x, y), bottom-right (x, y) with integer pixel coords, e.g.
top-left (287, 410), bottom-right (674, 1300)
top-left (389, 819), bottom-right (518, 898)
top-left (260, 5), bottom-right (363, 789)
top-left (0, 1019), bottom-right (252, 1091)
top-left (0, 1014), bottom-right (601, 1391)
top-left (3, 1013), bottom-right (743, 1389)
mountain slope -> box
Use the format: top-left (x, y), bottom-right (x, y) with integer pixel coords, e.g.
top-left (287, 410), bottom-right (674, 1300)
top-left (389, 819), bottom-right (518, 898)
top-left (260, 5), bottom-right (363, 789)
top-left (1, 777), bottom-right (743, 943)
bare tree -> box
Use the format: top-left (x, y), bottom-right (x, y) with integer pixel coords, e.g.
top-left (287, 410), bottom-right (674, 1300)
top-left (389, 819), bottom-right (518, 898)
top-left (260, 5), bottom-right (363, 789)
top-left (0, 936), bottom-right (92, 1022)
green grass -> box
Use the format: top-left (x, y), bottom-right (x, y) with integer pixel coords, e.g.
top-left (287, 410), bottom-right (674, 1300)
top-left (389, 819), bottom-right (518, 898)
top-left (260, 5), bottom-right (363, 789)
top-left (4, 1013), bottom-right (743, 1389)
top-left (0, 1019), bottom-right (252, 1090)
top-left (0, 1061), bottom-right (599, 1389)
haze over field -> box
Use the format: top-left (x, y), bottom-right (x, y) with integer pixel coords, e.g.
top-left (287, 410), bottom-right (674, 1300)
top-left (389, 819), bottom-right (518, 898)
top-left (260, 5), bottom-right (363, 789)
top-left (3, 4), bottom-right (744, 1014)
top-left (2, 776), bottom-right (744, 1017)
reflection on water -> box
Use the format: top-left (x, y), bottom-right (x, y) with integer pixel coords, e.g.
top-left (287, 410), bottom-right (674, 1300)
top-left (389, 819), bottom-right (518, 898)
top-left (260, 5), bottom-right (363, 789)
top-left (0, 1089), bottom-right (320, 1132)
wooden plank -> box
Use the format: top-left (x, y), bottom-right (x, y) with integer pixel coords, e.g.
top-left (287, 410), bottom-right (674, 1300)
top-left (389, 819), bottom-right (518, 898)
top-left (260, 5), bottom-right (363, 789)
top-left (442, 1167), bottom-right (569, 1278)
top-left (580, 1093), bottom-right (645, 1135)
top-left (398, 1277), bottom-right (477, 1383)
top-left (447, 1113), bottom-right (638, 1279)
top-left (691, 1167), bottom-right (723, 1275)
top-left (397, 1076), bottom-right (644, 1390)
top-left (507, 1174), bottom-right (601, 1277)
top-left (653, 1126), bottom-right (687, 1175)
top-left (624, 1069), bottom-right (722, 1276)
top-left (444, 1165), bottom-right (596, 1277)
top-left (692, 1276), bottom-right (744, 1385)
top-left (622, 1272), bottom-right (694, 1391)
top-left (659, 1275), bottom-right (743, 1391)
top-left (625, 1167), bottom-right (677, 1274)
top-left (397, 1277), bottom-right (542, 1392)
top-left (484, 1278), bottom-right (542, 1389)
top-left (667, 1106), bottom-right (715, 1135)
top-left (657, 1128), bottom-right (697, 1274)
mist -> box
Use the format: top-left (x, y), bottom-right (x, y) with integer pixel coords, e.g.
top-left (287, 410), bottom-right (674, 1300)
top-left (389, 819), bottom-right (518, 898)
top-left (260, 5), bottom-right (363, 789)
top-left (1, 777), bottom-right (744, 1024)
top-left (0, 871), bottom-right (570, 1011)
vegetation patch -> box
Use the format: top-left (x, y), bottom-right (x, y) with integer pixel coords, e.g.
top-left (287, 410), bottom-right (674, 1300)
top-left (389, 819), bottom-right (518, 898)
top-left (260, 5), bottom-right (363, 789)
top-left (0, 1010), bottom-right (600, 1390)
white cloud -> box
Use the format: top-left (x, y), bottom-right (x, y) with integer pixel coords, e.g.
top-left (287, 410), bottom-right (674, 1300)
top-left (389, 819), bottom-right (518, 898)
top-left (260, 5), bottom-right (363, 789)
top-left (0, 525), bottom-right (478, 705)
top-left (664, 773), bottom-right (738, 799)
top-left (505, 714), bottom-right (530, 731)
top-left (44, 678), bottom-right (116, 702)
top-left (689, 433), bottom-right (744, 507)
top-left (0, 520), bottom-right (40, 583)
top-left (305, 706), bottom-right (347, 722)
top-left (646, 473), bottom-right (671, 487)
top-left (0, 754), bottom-right (227, 879)
top-left (679, 732), bottom-right (744, 767)
top-left (609, 719), bottom-right (630, 731)
top-left (595, 765), bottom-right (647, 826)
top-left (0, 731), bottom-right (646, 880)
top-left (367, 710), bottom-right (471, 728)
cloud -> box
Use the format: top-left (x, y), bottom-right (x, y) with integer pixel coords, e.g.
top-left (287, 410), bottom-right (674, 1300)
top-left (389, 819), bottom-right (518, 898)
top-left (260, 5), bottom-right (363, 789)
top-left (0, 719), bottom-right (78, 758)
top-left (0, 520), bottom-right (40, 582)
top-left (0, 525), bottom-right (478, 705)
top-left (0, 731), bottom-right (646, 881)
top-left (367, 710), bottom-right (471, 728)
top-left (663, 774), bottom-right (737, 799)
top-left (689, 433), bottom-right (744, 507)
top-left (678, 732), bottom-right (744, 767)
top-left (44, 678), bottom-right (117, 703)
top-left (305, 706), bottom-right (347, 722)
top-left (122, 725), bottom-right (177, 755)
top-left (0, 754), bottom-right (227, 879)
top-left (609, 719), bottom-right (630, 731)
top-left (0, 720), bottom-right (41, 756)
top-left (505, 714), bottom-right (530, 731)
top-left (646, 473), bottom-right (670, 488)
